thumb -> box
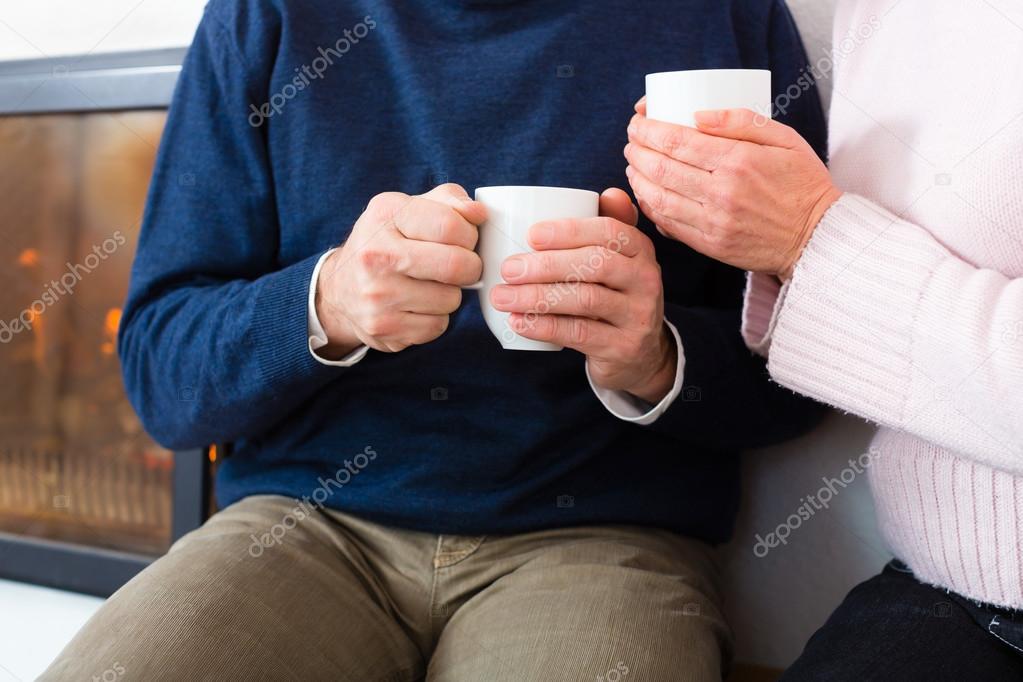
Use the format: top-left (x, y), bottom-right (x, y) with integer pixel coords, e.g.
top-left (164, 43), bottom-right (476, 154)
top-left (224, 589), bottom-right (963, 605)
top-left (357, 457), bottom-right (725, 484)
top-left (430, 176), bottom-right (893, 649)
top-left (600, 188), bottom-right (639, 226)
top-left (694, 108), bottom-right (803, 149)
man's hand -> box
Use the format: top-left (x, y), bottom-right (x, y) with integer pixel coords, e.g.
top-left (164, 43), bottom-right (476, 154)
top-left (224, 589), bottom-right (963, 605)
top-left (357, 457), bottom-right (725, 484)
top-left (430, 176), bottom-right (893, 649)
top-left (491, 188), bottom-right (677, 404)
top-left (316, 184), bottom-right (486, 357)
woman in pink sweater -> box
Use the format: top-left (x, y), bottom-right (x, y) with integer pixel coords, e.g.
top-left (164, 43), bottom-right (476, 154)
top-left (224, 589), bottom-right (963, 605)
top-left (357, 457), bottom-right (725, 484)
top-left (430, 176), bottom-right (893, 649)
top-left (625, 1), bottom-right (1022, 678)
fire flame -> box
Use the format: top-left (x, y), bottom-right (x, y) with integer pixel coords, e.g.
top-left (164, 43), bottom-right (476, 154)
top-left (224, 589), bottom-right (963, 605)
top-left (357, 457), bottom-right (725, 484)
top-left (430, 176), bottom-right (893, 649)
top-left (101, 308), bottom-right (122, 356)
top-left (17, 248), bottom-right (39, 267)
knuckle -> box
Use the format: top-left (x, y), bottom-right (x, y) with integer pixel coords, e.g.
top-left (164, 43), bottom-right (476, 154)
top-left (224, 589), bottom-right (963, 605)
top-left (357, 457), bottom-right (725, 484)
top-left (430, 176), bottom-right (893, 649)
top-left (598, 217), bottom-right (619, 241)
top-left (443, 286), bottom-right (463, 313)
top-left (649, 186), bottom-right (668, 213)
top-left (704, 226), bottom-right (732, 254)
top-left (367, 192), bottom-right (404, 219)
top-left (437, 249), bottom-right (460, 283)
top-left (469, 253), bottom-right (484, 282)
top-left (363, 314), bottom-right (397, 338)
top-left (708, 207), bottom-right (734, 231)
top-left (709, 181), bottom-right (738, 213)
top-left (357, 247), bottom-right (395, 272)
top-left (363, 284), bottom-right (390, 306)
top-left (438, 212), bottom-right (463, 243)
top-left (437, 182), bottom-right (466, 197)
top-left (428, 315), bottom-right (450, 338)
top-left (535, 252), bottom-right (556, 277)
top-left (637, 264), bottom-right (663, 295)
top-left (578, 284), bottom-right (600, 313)
top-left (631, 303), bottom-right (655, 330)
top-left (723, 146), bottom-right (750, 173)
top-left (650, 156), bottom-right (671, 183)
top-left (570, 318), bottom-right (589, 346)
top-left (661, 128), bottom-right (686, 157)
top-left (634, 230), bottom-right (655, 256)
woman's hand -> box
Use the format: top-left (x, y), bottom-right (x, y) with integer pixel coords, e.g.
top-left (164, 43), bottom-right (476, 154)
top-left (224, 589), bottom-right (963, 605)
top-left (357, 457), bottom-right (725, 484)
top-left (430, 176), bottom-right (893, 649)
top-left (625, 101), bottom-right (842, 280)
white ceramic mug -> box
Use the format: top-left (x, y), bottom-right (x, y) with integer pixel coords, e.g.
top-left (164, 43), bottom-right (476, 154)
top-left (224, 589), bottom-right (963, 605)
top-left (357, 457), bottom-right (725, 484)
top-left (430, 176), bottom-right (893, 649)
top-left (645, 69), bottom-right (772, 127)
top-left (469, 186), bottom-right (600, 351)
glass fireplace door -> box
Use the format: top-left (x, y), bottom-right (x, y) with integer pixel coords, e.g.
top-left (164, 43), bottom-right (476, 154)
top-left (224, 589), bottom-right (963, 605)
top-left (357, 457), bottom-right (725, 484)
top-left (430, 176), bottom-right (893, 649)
top-left (0, 106), bottom-right (210, 594)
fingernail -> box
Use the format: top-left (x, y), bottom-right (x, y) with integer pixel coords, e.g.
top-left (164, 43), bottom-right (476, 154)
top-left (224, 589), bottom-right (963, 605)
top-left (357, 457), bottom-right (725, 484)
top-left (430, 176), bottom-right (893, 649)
top-left (491, 286), bottom-right (515, 305)
top-left (502, 257), bottom-right (526, 279)
top-left (695, 110), bottom-right (724, 127)
top-left (627, 124), bottom-right (637, 136)
top-left (531, 223), bottom-right (554, 246)
top-left (625, 165), bottom-right (635, 178)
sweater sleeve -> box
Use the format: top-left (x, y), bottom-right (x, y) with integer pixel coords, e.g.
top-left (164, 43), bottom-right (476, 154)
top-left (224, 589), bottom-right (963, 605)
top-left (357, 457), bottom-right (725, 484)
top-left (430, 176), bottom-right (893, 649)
top-left (744, 194), bottom-right (1023, 469)
top-left (644, 294), bottom-right (827, 450)
top-left (118, 6), bottom-right (344, 450)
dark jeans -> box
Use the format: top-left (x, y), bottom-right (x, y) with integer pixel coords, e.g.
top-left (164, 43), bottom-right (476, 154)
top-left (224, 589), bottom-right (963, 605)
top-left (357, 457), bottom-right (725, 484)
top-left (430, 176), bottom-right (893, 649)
top-left (782, 560), bottom-right (1023, 681)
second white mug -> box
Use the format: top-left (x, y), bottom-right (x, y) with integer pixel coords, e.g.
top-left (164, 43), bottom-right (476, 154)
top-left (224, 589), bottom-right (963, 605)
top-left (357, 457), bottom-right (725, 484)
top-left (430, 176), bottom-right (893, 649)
top-left (471, 186), bottom-right (600, 351)
top-left (645, 68), bottom-right (772, 127)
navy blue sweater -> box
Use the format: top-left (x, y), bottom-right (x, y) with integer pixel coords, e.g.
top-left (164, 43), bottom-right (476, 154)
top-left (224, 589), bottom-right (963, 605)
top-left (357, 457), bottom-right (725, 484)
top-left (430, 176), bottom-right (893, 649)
top-left (120, 0), bottom-right (827, 543)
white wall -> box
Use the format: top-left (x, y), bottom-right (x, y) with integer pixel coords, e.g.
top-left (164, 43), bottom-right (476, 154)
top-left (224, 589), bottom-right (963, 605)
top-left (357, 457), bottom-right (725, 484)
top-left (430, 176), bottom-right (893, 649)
top-left (0, 0), bottom-right (206, 61)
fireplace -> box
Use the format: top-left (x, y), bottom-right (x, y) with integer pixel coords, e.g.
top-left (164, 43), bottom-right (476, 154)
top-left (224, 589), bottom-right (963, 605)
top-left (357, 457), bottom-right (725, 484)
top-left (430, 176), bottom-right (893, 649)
top-left (0, 49), bottom-right (211, 597)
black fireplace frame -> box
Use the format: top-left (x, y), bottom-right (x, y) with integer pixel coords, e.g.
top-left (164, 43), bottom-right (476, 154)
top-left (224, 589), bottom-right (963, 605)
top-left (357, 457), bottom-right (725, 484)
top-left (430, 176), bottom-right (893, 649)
top-left (0, 449), bottom-right (211, 597)
top-left (0, 48), bottom-right (210, 598)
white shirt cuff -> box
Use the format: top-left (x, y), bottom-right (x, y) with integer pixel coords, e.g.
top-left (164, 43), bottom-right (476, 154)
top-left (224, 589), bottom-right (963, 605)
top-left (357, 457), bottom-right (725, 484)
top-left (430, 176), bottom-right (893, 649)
top-left (585, 320), bottom-right (685, 425)
top-left (308, 248), bottom-right (369, 367)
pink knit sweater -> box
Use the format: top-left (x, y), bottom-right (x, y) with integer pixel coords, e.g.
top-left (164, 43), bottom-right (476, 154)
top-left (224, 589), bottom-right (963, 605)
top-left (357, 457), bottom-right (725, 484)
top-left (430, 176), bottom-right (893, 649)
top-left (743, 0), bottom-right (1023, 608)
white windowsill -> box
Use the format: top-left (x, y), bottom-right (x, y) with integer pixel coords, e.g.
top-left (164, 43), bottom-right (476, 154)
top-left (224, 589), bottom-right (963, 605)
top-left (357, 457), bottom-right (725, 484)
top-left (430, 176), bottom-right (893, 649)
top-left (0, 578), bottom-right (103, 681)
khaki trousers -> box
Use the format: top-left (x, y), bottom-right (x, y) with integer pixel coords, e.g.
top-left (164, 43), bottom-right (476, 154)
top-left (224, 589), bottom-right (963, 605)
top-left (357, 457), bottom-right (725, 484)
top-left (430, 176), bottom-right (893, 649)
top-left (41, 495), bottom-right (732, 681)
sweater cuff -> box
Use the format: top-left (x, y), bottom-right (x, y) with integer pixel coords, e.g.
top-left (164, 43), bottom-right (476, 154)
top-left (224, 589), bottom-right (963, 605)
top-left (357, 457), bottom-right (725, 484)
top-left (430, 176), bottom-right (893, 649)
top-left (251, 252), bottom-right (337, 389)
top-left (741, 272), bottom-right (789, 356)
top-left (767, 194), bottom-right (946, 420)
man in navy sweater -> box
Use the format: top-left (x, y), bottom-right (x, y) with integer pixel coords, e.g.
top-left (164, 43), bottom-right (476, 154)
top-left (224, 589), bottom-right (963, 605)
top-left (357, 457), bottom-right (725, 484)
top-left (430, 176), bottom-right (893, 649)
top-left (45, 1), bottom-right (826, 679)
